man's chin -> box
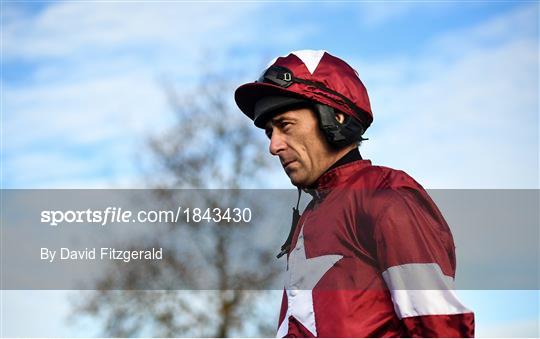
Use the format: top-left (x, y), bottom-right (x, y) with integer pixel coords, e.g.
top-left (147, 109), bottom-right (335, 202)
top-left (287, 174), bottom-right (309, 188)
top-left (287, 174), bottom-right (301, 187)
top-left (285, 167), bottom-right (313, 187)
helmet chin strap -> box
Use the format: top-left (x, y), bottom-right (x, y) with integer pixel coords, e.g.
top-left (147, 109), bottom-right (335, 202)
top-left (277, 187), bottom-right (302, 259)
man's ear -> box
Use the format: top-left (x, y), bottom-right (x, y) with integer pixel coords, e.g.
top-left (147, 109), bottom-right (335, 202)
top-left (335, 112), bottom-right (346, 124)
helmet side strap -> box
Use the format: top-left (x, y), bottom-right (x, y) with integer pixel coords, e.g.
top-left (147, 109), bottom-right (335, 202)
top-left (316, 104), bottom-right (366, 148)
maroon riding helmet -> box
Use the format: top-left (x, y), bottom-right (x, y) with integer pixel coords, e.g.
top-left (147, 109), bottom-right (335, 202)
top-left (235, 50), bottom-right (373, 147)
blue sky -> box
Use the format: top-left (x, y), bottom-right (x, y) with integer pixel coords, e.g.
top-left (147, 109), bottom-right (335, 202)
top-left (2, 1), bottom-right (538, 189)
top-left (1, 1), bottom-right (539, 337)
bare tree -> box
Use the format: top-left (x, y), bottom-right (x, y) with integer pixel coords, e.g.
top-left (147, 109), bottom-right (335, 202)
top-left (72, 72), bottom-right (283, 337)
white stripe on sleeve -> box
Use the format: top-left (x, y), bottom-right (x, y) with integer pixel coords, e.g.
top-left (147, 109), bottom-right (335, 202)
top-left (382, 263), bottom-right (472, 319)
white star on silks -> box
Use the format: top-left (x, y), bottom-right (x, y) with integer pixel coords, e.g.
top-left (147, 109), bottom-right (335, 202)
top-left (276, 223), bottom-right (343, 338)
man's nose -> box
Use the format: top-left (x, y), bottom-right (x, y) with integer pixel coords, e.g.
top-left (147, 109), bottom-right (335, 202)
top-left (269, 131), bottom-right (286, 156)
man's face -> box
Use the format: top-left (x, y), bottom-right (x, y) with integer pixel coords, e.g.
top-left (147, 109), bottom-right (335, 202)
top-left (264, 108), bottom-right (338, 187)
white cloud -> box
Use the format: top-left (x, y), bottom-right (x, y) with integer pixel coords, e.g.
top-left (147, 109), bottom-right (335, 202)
top-left (3, 69), bottom-right (170, 188)
top-left (354, 4), bottom-right (538, 188)
top-left (429, 4), bottom-right (538, 57)
top-left (2, 2), bottom-right (316, 188)
top-left (3, 2), bottom-right (262, 60)
top-left (5, 72), bottom-right (168, 147)
top-left (356, 2), bottom-right (453, 27)
top-left (2, 2), bottom-right (538, 190)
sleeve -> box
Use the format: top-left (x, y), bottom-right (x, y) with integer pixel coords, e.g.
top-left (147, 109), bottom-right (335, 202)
top-left (372, 187), bottom-right (475, 338)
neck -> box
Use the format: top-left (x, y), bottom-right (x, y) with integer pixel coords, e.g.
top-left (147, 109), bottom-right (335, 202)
top-left (303, 147), bottom-right (362, 190)
top-left (326, 146), bottom-right (361, 173)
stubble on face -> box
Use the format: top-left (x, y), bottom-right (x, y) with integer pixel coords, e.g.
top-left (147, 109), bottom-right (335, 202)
top-left (266, 108), bottom-right (343, 188)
